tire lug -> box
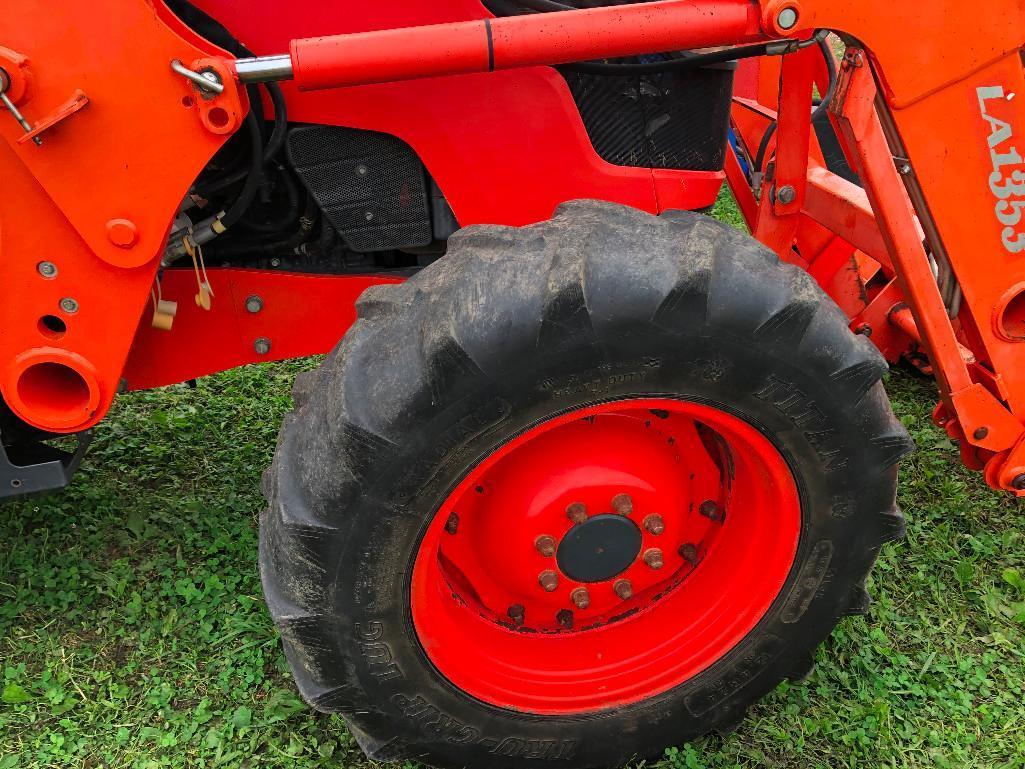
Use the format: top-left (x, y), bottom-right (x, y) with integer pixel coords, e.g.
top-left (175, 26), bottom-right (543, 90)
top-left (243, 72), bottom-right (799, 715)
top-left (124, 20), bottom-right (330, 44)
top-left (571, 587), bottom-right (591, 610)
top-left (566, 502), bottom-right (588, 525)
top-left (507, 604), bottom-right (525, 626)
top-left (678, 542), bottom-right (700, 566)
top-left (556, 609), bottom-right (574, 630)
top-left (699, 500), bottom-right (724, 522)
top-left (538, 570), bottom-right (559, 592)
top-left (444, 513), bottom-right (459, 535)
top-left (613, 578), bottom-right (633, 600)
top-left (643, 514), bottom-right (665, 535)
top-left (611, 493), bottom-right (633, 515)
top-left (643, 547), bottom-right (664, 570)
top-left (535, 535), bottom-right (557, 558)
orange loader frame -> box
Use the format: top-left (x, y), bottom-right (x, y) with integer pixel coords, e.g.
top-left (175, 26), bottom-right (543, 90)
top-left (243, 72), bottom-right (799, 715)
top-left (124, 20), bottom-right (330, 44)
top-left (2, 1), bottom-right (1025, 494)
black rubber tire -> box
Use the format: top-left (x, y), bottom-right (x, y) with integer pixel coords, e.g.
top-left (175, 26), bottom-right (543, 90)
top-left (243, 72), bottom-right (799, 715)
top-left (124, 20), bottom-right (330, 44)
top-left (260, 200), bottom-right (913, 769)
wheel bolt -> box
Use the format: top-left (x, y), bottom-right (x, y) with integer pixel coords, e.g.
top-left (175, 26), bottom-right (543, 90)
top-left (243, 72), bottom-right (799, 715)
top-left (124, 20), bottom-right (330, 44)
top-left (535, 535), bottom-right (556, 557)
top-left (539, 570), bottom-right (559, 592)
top-left (571, 587), bottom-right (591, 610)
top-left (556, 609), bottom-right (574, 630)
top-left (643, 514), bottom-right (665, 535)
top-left (612, 493), bottom-right (633, 515)
top-left (699, 500), bottom-right (723, 522)
top-left (679, 543), bottom-right (699, 566)
top-left (613, 579), bottom-right (633, 600)
top-left (444, 513), bottom-right (459, 535)
top-left (508, 604), bottom-right (525, 626)
top-left (643, 548), bottom-right (664, 570)
top-left (566, 502), bottom-right (588, 525)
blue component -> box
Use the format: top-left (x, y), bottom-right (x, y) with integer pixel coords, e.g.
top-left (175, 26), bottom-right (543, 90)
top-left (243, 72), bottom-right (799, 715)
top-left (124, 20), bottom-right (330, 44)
top-left (729, 128), bottom-right (750, 178)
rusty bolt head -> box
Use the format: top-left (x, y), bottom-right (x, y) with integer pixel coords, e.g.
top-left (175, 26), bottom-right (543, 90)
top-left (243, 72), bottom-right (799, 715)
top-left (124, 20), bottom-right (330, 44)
top-left (539, 570), bottom-right (559, 592)
top-left (37, 261), bottom-right (58, 279)
top-left (699, 500), bottom-right (723, 522)
top-left (571, 587), bottom-right (591, 610)
top-left (973, 426), bottom-right (990, 441)
top-left (611, 493), bottom-right (634, 515)
top-left (535, 534), bottom-right (557, 558)
top-left (679, 543), bottom-right (700, 566)
top-left (444, 512), bottom-right (459, 535)
top-left (254, 337), bottom-right (272, 356)
top-left (643, 514), bottom-right (665, 536)
top-left (566, 502), bottom-right (588, 525)
top-left (245, 295), bottom-right (264, 314)
top-left (556, 609), bottom-right (574, 630)
top-left (613, 579), bottom-right (633, 600)
top-left (643, 548), bottom-right (664, 570)
top-left (507, 604), bottom-right (525, 626)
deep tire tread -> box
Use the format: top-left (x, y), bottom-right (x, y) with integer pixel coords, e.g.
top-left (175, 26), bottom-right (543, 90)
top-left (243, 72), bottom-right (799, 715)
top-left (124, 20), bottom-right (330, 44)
top-left (260, 200), bottom-right (913, 769)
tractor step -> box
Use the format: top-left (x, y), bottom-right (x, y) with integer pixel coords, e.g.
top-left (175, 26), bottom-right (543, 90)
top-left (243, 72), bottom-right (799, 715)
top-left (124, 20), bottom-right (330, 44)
top-left (0, 430), bottom-right (92, 501)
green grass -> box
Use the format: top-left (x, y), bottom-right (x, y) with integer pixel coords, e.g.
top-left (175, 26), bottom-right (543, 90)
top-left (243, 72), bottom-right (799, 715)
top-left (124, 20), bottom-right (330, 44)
top-left (3, 198), bottom-right (1025, 768)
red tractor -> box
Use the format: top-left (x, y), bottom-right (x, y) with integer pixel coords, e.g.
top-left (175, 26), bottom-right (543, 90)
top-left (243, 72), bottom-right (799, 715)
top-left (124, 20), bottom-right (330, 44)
top-left (3, 1), bottom-right (1024, 766)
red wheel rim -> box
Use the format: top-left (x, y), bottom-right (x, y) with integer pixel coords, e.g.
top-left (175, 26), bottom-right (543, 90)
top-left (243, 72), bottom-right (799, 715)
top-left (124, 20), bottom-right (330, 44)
top-left (411, 398), bottom-right (800, 714)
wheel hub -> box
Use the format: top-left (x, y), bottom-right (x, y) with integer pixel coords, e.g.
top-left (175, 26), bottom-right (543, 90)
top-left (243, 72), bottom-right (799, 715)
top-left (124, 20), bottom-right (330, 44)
top-left (411, 397), bottom-right (801, 714)
top-left (557, 513), bottom-right (642, 583)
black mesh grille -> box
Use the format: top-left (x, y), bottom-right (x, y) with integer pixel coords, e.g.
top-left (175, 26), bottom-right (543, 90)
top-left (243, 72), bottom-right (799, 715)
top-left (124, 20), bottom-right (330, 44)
top-left (288, 126), bottom-right (432, 252)
top-left (560, 65), bottom-right (735, 172)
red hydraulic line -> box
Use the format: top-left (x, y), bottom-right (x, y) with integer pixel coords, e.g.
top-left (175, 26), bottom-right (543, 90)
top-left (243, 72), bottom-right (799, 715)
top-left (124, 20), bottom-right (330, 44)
top-left (288, 0), bottom-right (764, 91)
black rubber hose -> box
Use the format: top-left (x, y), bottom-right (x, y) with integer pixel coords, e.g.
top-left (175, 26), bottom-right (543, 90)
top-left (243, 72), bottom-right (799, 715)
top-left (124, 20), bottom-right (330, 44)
top-left (218, 110), bottom-right (264, 229)
top-left (262, 82), bottom-right (288, 161)
top-left (196, 82), bottom-right (288, 198)
top-left (562, 43), bottom-right (771, 75)
top-left (238, 166), bottom-right (302, 234)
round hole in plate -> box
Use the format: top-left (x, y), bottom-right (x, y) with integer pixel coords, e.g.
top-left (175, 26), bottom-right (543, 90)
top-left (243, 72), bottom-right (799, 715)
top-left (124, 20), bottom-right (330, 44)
top-left (38, 314), bottom-right (67, 340)
top-left (207, 106), bottom-right (230, 129)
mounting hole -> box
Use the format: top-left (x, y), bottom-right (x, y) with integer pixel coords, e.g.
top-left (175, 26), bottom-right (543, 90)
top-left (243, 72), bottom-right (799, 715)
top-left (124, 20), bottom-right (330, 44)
top-left (38, 314), bottom-right (67, 340)
top-left (16, 362), bottom-right (91, 426)
top-left (181, 95), bottom-right (195, 108)
top-left (207, 106), bottom-right (230, 129)
top-left (995, 283), bottom-right (1025, 341)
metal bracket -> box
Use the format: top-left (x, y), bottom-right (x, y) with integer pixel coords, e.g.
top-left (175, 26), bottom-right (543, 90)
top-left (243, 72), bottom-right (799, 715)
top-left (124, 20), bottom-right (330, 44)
top-left (1, 429), bottom-right (93, 502)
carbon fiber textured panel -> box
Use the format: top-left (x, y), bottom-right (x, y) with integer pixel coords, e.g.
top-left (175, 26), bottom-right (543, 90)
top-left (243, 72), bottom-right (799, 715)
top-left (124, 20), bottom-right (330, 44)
top-left (288, 126), bottom-right (432, 252)
top-left (561, 64), bottom-right (734, 172)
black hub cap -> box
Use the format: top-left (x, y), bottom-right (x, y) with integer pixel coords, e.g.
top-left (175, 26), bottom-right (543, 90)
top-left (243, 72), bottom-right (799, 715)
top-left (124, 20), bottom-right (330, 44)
top-left (557, 513), bottom-right (643, 583)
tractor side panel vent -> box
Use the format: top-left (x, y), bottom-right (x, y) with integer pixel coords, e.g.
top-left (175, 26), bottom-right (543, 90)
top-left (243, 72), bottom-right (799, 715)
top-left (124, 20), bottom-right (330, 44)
top-left (288, 126), bottom-right (432, 252)
top-left (560, 64), bottom-right (735, 172)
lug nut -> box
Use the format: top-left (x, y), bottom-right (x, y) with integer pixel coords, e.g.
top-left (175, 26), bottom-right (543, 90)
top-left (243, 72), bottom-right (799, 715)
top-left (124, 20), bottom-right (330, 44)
top-left (679, 543), bottom-right (699, 566)
top-left (571, 587), bottom-right (591, 610)
top-left (444, 512), bottom-right (459, 535)
top-left (566, 502), bottom-right (588, 524)
top-left (535, 535), bottom-right (556, 557)
top-left (556, 609), bottom-right (574, 630)
top-left (613, 579), bottom-right (633, 600)
top-left (611, 493), bottom-right (633, 515)
top-left (643, 514), bottom-right (665, 535)
top-left (643, 548), bottom-right (664, 570)
top-left (699, 500), bottom-right (723, 522)
top-left (507, 604), bottom-right (525, 626)
top-left (539, 570), bottom-right (559, 592)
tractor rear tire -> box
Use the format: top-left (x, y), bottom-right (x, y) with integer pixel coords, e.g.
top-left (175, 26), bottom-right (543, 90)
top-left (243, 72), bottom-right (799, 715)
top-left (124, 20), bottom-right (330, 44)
top-left (260, 200), bottom-right (912, 769)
